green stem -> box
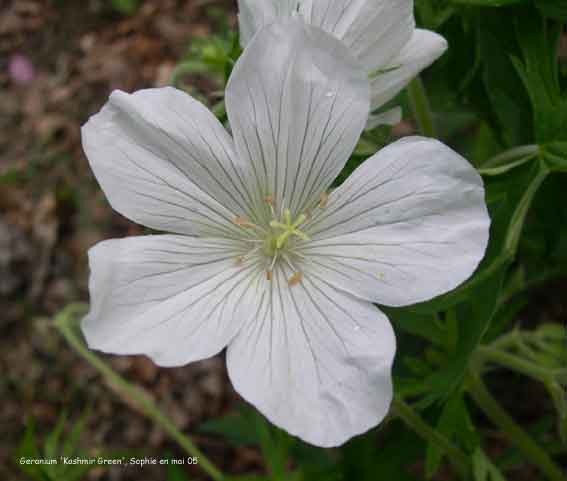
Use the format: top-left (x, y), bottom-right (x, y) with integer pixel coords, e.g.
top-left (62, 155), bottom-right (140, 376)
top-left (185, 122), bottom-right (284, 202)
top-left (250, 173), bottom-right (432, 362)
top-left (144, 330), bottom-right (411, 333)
top-left (408, 77), bottom-right (436, 138)
top-left (500, 265), bottom-right (567, 304)
top-left (55, 305), bottom-right (225, 481)
top-left (446, 308), bottom-right (458, 354)
top-left (504, 165), bottom-right (549, 254)
top-left (466, 372), bottom-right (566, 481)
top-left (483, 145), bottom-right (540, 167)
top-left (476, 346), bottom-right (563, 383)
top-left (392, 398), bottom-right (470, 479)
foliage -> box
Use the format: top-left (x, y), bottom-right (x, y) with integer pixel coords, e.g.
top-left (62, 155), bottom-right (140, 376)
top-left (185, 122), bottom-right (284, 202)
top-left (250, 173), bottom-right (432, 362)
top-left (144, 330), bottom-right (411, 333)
top-left (15, 411), bottom-right (96, 481)
top-left (108, 0), bottom-right (140, 15)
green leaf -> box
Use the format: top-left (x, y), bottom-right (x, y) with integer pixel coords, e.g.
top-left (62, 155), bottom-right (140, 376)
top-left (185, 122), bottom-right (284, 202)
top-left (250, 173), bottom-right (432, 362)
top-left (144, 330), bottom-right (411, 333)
top-left (61, 408), bottom-right (91, 458)
top-left (479, 11), bottom-right (534, 146)
top-left (543, 142), bottom-right (567, 172)
top-left (383, 307), bottom-right (445, 345)
top-left (44, 412), bottom-right (67, 461)
top-left (198, 405), bottom-right (260, 447)
top-left (473, 449), bottom-right (508, 481)
top-left (167, 462), bottom-right (191, 481)
top-left (15, 418), bottom-right (44, 480)
top-left (513, 14), bottom-right (566, 143)
top-left (341, 422), bottom-right (423, 481)
top-left (254, 414), bottom-right (293, 481)
top-left (418, 267), bottom-right (506, 406)
top-left (110, 0), bottom-right (140, 14)
top-left (535, 0), bottom-right (567, 20)
top-left (425, 394), bottom-right (480, 478)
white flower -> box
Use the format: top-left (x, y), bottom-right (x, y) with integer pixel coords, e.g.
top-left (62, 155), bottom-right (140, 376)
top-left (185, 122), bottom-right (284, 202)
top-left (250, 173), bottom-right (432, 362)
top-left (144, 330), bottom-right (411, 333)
top-left (81, 19), bottom-right (489, 447)
top-left (237, 0), bottom-right (448, 126)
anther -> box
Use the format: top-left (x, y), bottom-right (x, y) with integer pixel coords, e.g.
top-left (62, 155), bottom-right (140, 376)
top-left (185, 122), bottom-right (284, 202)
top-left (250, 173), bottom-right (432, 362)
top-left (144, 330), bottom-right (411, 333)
top-left (266, 270), bottom-right (273, 281)
top-left (319, 192), bottom-right (329, 209)
top-left (234, 216), bottom-right (254, 228)
top-left (264, 195), bottom-right (274, 205)
top-left (288, 272), bottom-right (303, 287)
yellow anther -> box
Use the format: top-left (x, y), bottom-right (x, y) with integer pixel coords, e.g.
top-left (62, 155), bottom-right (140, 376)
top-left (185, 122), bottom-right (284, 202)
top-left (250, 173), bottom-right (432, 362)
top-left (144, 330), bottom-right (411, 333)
top-left (288, 272), bottom-right (303, 287)
top-left (264, 195), bottom-right (274, 205)
top-left (235, 256), bottom-right (244, 265)
top-left (319, 192), bottom-right (329, 209)
top-left (266, 270), bottom-right (273, 281)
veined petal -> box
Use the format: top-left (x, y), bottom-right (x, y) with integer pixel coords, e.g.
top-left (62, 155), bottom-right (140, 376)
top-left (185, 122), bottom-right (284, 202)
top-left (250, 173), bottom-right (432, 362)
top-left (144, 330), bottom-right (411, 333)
top-left (302, 137), bottom-right (490, 307)
top-left (82, 87), bottom-right (254, 237)
top-left (82, 235), bottom-right (261, 367)
top-left (299, 0), bottom-right (414, 73)
top-left (238, 0), bottom-right (299, 47)
top-left (237, 0), bottom-right (415, 76)
top-left (370, 29), bottom-right (448, 110)
top-left (226, 18), bottom-right (369, 219)
top-left (226, 265), bottom-right (395, 447)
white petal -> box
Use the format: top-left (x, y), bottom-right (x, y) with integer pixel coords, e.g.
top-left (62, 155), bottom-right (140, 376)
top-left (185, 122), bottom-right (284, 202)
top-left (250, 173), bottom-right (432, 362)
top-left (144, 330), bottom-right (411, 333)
top-left (82, 235), bottom-right (261, 367)
top-left (370, 29), bottom-right (448, 110)
top-left (226, 18), bottom-right (369, 217)
top-left (237, 0), bottom-right (299, 47)
top-left (299, 0), bottom-right (414, 72)
top-left (302, 137), bottom-right (490, 307)
top-left (226, 265), bottom-right (395, 447)
top-left (365, 106), bottom-right (402, 131)
top-left (82, 87), bottom-right (254, 237)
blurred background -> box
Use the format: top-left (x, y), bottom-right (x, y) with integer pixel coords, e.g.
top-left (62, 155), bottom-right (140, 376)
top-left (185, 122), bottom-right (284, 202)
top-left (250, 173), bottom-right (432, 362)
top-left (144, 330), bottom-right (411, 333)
top-left (1, 1), bottom-right (246, 479)
top-left (1, 1), bottom-right (566, 480)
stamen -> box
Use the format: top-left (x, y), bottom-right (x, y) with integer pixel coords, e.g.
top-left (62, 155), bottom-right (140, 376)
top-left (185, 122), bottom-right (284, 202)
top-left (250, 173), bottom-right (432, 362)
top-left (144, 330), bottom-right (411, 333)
top-left (288, 272), bottom-right (303, 287)
top-left (234, 216), bottom-right (254, 228)
top-left (269, 252), bottom-right (279, 272)
top-left (319, 192), bottom-right (329, 209)
top-left (266, 270), bottom-right (273, 281)
top-left (235, 245), bottom-right (261, 266)
top-left (264, 195), bottom-right (274, 205)
top-left (233, 216), bottom-right (266, 234)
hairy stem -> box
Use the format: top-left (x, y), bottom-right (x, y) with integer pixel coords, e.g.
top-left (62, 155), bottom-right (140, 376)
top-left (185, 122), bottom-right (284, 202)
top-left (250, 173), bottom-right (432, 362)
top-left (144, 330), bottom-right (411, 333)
top-left (466, 372), bottom-right (566, 481)
top-left (54, 304), bottom-right (225, 481)
top-left (408, 77), bottom-right (436, 138)
top-left (483, 145), bottom-right (540, 167)
top-left (476, 345), bottom-right (562, 383)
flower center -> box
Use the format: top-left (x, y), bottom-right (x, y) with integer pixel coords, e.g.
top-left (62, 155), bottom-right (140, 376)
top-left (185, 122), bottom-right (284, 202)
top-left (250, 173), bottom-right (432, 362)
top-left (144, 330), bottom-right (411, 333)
top-left (232, 201), bottom-right (314, 285)
top-left (265, 208), bottom-right (309, 255)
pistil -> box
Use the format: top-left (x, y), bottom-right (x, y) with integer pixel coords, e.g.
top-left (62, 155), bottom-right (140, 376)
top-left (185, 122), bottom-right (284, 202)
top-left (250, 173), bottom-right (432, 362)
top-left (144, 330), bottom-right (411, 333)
top-left (269, 209), bottom-right (310, 249)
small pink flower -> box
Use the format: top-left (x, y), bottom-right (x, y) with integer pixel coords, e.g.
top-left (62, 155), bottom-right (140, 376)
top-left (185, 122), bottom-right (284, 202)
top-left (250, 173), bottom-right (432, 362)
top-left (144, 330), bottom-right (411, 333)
top-left (9, 54), bottom-right (35, 85)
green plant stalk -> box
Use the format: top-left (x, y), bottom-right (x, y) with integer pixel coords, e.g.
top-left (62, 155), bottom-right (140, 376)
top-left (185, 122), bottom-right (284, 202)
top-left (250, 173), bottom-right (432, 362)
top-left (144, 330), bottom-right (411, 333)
top-left (466, 372), bottom-right (566, 481)
top-left (392, 398), bottom-right (470, 479)
top-left (504, 165), bottom-right (549, 254)
top-left (476, 346), bottom-right (563, 383)
top-left (55, 305), bottom-right (225, 481)
top-left (408, 77), bottom-right (436, 138)
top-left (483, 145), bottom-right (540, 167)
